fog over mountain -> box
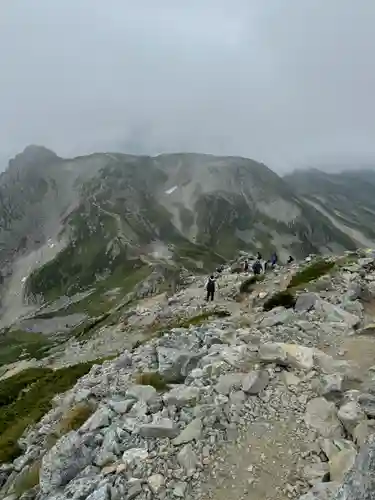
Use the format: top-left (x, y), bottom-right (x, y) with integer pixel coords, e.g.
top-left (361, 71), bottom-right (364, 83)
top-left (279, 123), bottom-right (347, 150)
top-left (1, 1), bottom-right (375, 172)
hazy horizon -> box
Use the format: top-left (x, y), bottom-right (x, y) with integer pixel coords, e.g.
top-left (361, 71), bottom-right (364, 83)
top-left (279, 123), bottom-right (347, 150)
top-left (2, 1), bottom-right (375, 173)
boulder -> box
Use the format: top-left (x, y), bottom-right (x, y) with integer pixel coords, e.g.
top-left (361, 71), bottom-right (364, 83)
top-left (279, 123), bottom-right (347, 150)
top-left (259, 342), bottom-right (314, 371)
top-left (177, 444), bottom-right (199, 476)
top-left (126, 385), bottom-right (157, 403)
top-left (317, 373), bottom-right (343, 398)
top-left (332, 436), bottom-right (375, 500)
top-left (40, 431), bottom-right (94, 494)
top-left (359, 393), bottom-right (375, 418)
top-left (260, 309), bottom-right (294, 328)
top-left (122, 448), bottom-right (149, 467)
top-left (157, 347), bottom-right (202, 381)
top-left (315, 300), bottom-right (360, 329)
top-left (338, 401), bottom-right (366, 436)
top-left (353, 420), bottom-right (375, 448)
top-left (163, 386), bottom-right (200, 408)
top-left (242, 370), bottom-right (269, 395)
top-left (138, 418), bottom-right (179, 439)
top-left (148, 474), bottom-right (165, 494)
top-left (329, 447), bottom-right (357, 483)
top-left (215, 373), bottom-right (247, 395)
top-left (173, 418), bottom-right (202, 445)
top-left (79, 406), bottom-right (112, 433)
top-left (295, 293), bottom-right (319, 312)
top-left (304, 398), bottom-right (344, 438)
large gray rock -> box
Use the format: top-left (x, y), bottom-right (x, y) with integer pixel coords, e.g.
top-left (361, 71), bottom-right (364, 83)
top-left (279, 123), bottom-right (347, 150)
top-left (40, 431), bottom-right (94, 494)
top-left (329, 447), bottom-right (357, 483)
top-left (173, 418), bottom-right (202, 445)
top-left (315, 300), bottom-right (360, 329)
top-left (359, 393), bottom-right (375, 418)
top-left (138, 418), bottom-right (179, 439)
top-left (80, 406), bottom-right (112, 433)
top-left (177, 444), bottom-right (199, 476)
top-left (242, 370), bottom-right (269, 395)
top-left (260, 309), bottom-right (294, 328)
top-left (126, 385), bottom-right (157, 403)
top-left (259, 342), bottom-right (314, 371)
top-left (157, 347), bottom-right (202, 381)
top-left (332, 436), bottom-right (375, 500)
top-left (338, 401), bottom-right (366, 436)
top-left (353, 420), bottom-right (375, 448)
top-left (163, 386), bottom-right (200, 408)
top-left (304, 398), bottom-right (344, 438)
top-left (295, 293), bottom-right (319, 312)
top-left (317, 373), bottom-right (344, 398)
top-left (215, 373), bottom-right (247, 395)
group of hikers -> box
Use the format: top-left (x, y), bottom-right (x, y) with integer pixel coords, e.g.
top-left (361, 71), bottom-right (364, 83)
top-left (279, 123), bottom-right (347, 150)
top-left (204, 251), bottom-right (295, 302)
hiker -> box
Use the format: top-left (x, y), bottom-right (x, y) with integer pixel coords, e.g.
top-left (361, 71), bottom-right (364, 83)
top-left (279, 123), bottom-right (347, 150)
top-left (271, 252), bottom-right (278, 268)
top-left (205, 275), bottom-right (216, 301)
top-left (256, 251), bottom-right (262, 260)
top-left (252, 260), bottom-right (262, 275)
top-left (287, 255), bottom-right (294, 264)
top-left (244, 259), bottom-right (249, 273)
top-left (264, 260), bottom-right (269, 272)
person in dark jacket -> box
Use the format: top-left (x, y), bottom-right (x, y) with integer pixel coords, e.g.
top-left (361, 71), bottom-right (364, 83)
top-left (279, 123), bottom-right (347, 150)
top-left (271, 252), bottom-right (278, 267)
top-left (244, 259), bottom-right (249, 273)
top-left (256, 251), bottom-right (262, 260)
top-left (252, 260), bottom-right (262, 275)
top-left (206, 275), bottom-right (216, 301)
top-left (287, 255), bottom-right (294, 264)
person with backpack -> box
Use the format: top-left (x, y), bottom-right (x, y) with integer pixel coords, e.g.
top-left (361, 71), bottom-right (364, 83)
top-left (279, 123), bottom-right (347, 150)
top-left (244, 259), bottom-right (249, 273)
top-left (205, 275), bottom-right (216, 301)
top-left (252, 260), bottom-right (262, 275)
top-left (287, 255), bottom-right (294, 264)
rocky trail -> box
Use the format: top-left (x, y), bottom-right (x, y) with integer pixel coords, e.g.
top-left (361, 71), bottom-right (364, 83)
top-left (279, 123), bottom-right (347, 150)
top-left (2, 253), bottom-right (375, 500)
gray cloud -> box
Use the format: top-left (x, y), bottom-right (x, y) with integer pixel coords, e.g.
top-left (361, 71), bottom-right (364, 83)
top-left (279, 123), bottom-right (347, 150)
top-left (1, 0), bottom-right (375, 171)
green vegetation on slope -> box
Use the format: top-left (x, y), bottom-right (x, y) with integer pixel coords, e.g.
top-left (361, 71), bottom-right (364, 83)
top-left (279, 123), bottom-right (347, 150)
top-left (0, 330), bottom-right (52, 368)
top-left (0, 362), bottom-right (98, 463)
top-left (287, 259), bottom-right (335, 289)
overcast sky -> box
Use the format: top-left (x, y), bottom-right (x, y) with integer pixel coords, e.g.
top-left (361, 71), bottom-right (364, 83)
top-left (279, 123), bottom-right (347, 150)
top-left (1, 1), bottom-right (375, 172)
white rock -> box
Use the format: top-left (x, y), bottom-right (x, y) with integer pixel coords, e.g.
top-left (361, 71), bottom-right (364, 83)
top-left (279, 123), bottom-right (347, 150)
top-left (148, 474), bottom-right (165, 494)
top-left (304, 398), bottom-right (344, 438)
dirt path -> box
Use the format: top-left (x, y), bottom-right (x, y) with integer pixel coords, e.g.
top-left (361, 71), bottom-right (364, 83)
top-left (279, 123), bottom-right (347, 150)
top-left (201, 419), bottom-right (307, 500)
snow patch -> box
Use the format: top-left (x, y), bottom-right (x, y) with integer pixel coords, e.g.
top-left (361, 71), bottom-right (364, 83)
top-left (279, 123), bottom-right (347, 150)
top-left (165, 185), bottom-right (178, 195)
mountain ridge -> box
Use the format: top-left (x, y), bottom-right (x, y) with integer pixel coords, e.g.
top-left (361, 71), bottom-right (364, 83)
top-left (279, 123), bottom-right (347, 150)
top-left (0, 145), bottom-right (369, 332)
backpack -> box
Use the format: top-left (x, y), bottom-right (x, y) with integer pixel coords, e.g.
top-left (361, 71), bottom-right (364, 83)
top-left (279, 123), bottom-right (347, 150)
top-left (206, 278), bottom-right (215, 291)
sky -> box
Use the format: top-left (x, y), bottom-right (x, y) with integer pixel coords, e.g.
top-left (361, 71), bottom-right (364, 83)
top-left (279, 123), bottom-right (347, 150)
top-left (1, 0), bottom-right (375, 172)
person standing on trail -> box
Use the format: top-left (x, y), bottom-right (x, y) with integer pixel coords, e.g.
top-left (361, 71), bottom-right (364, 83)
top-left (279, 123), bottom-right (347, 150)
top-left (257, 251), bottom-right (262, 260)
top-left (271, 252), bottom-right (278, 268)
top-left (244, 259), bottom-right (249, 273)
top-left (252, 260), bottom-right (262, 275)
top-left (287, 255), bottom-right (294, 264)
top-left (205, 275), bottom-right (216, 301)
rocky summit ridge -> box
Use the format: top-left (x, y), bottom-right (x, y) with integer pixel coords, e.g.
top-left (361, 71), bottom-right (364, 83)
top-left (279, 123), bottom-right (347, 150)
top-left (2, 251), bottom-right (375, 500)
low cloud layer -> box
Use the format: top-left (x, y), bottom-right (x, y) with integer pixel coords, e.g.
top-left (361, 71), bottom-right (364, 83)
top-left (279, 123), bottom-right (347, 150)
top-left (1, 1), bottom-right (375, 171)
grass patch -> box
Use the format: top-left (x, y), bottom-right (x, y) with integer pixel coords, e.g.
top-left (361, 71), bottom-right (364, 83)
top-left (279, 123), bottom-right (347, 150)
top-left (263, 291), bottom-right (296, 312)
top-left (14, 460), bottom-right (40, 497)
top-left (57, 403), bottom-right (94, 435)
top-left (177, 309), bottom-right (231, 328)
top-left (0, 329), bottom-right (53, 368)
top-left (239, 275), bottom-right (264, 294)
top-left (0, 361), bottom-right (99, 464)
top-left (287, 259), bottom-right (335, 289)
top-left (135, 371), bottom-right (170, 391)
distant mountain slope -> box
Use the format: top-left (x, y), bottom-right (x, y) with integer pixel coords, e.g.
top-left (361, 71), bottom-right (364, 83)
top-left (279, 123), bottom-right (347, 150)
top-left (0, 147), bottom-right (361, 320)
top-left (284, 168), bottom-right (375, 247)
